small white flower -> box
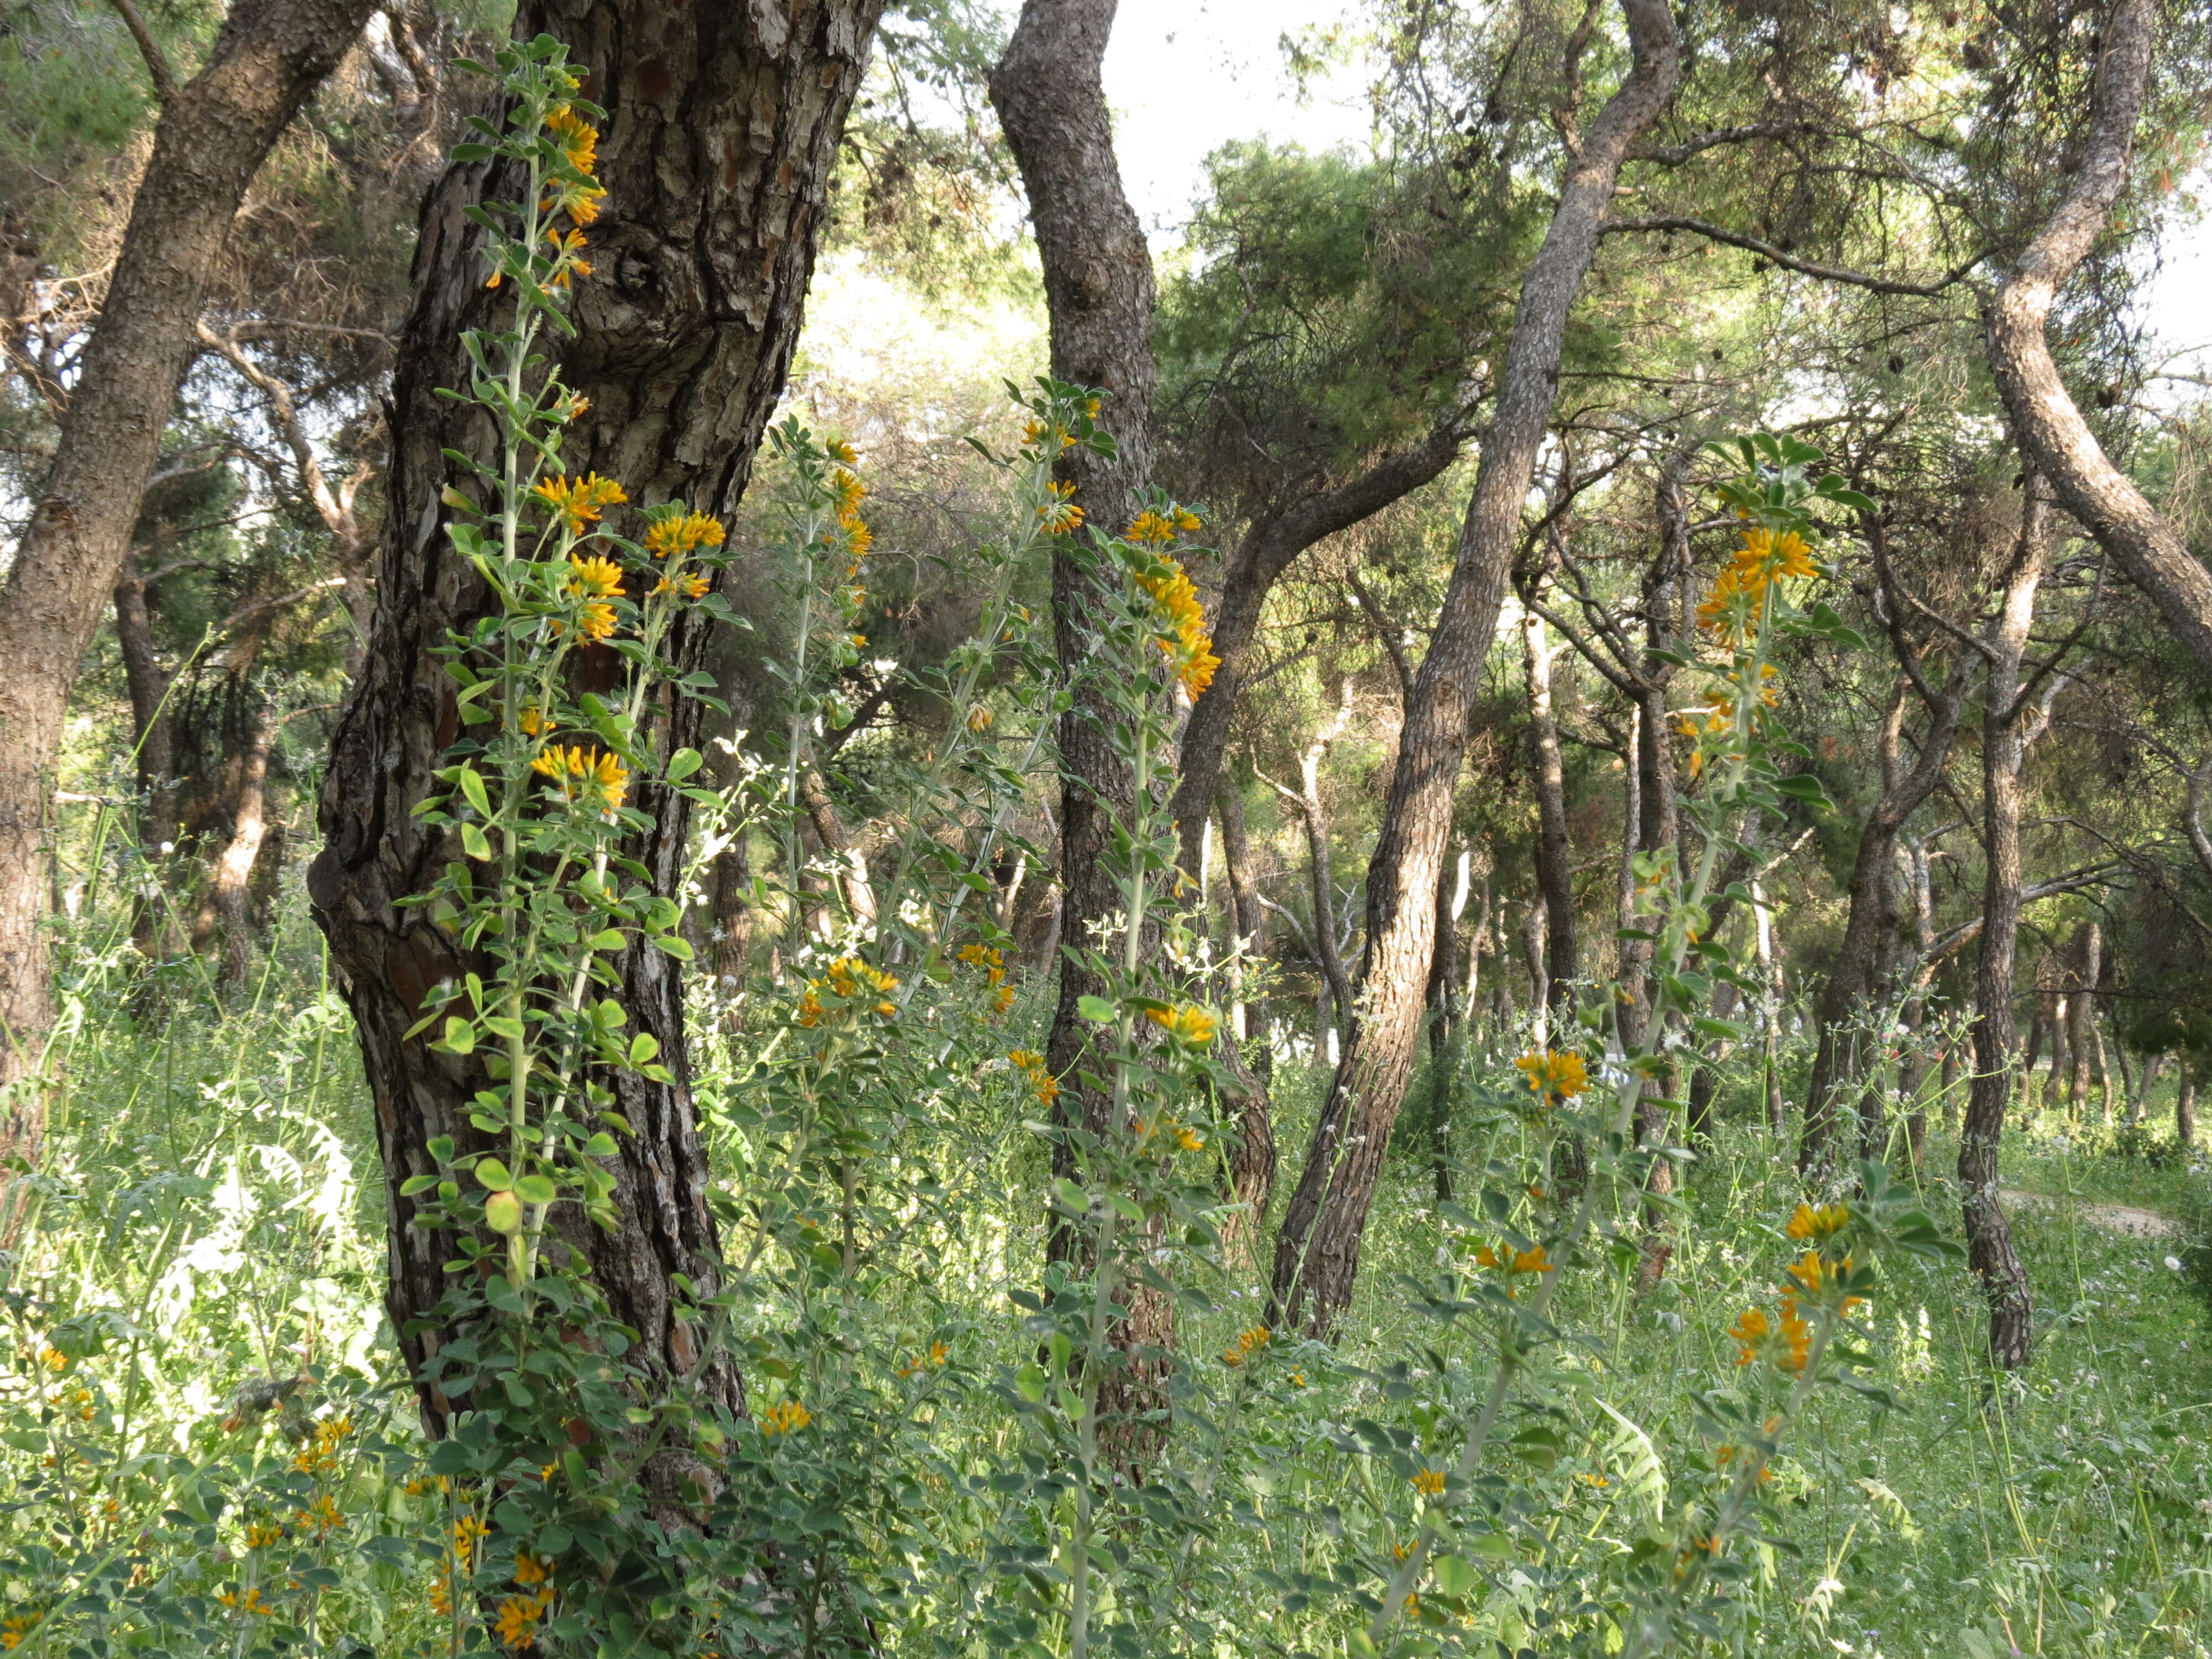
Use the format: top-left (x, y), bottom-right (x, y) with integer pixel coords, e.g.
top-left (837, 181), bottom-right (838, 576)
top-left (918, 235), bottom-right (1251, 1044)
top-left (2166, 1255), bottom-right (2184, 1272)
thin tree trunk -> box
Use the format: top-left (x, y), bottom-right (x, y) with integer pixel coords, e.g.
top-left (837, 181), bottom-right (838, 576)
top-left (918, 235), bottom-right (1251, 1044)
top-left (2064, 921), bottom-right (2103, 1117)
top-left (309, 0), bottom-right (883, 1454)
top-left (1523, 607), bottom-right (1578, 1018)
top-left (112, 557), bottom-right (177, 852)
top-left (1799, 664), bottom-right (1969, 1177)
top-left (1216, 779), bottom-right (1268, 1079)
top-left (2179, 1061), bottom-right (2198, 1151)
top-left (1960, 488), bottom-right (2049, 1373)
top-left (711, 833), bottom-right (753, 995)
top-left (1267, 0), bottom-right (1680, 1335)
top-left (192, 703), bottom-right (274, 985)
top-left (0, 0), bottom-right (377, 1131)
top-left (1986, 0), bottom-right (2212, 677)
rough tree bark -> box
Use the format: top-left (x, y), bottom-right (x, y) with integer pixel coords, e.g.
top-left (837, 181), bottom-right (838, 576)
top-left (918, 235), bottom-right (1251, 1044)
top-left (0, 0), bottom-right (378, 1137)
top-left (1960, 489), bottom-right (2049, 1371)
top-left (2063, 920), bottom-right (2103, 1114)
top-left (1268, 0), bottom-right (1680, 1335)
top-left (1987, 0), bottom-right (2212, 676)
top-left (309, 0), bottom-right (883, 1447)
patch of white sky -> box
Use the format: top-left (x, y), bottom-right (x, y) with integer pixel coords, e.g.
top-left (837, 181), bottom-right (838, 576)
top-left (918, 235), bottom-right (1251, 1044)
top-left (801, 0), bottom-right (2206, 420)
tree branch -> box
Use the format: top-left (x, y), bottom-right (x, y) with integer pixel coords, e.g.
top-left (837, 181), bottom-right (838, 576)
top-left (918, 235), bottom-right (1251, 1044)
top-left (1600, 215), bottom-right (1983, 296)
top-left (108, 0), bottom-right (176, 102)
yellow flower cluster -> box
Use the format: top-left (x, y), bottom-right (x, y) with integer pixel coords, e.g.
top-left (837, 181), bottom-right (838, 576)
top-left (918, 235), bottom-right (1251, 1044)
top-left (643, 510), bottom-right (727, 560)
top-left (1514, 1048), bottom-right (1589, 1108)
top-left (494, 1554), bottom-right (557, 1650)
top-left (897, 1339), bottom-right (951, 1378)
top-left (820, 465), bottom-right (873, 568)
top-left (759, 1397), bottom-right (812, 1436)
top-left (1220, 1324), bottom-right (1269, 1368)
top-left (1411, 1468), bottom-right (1447, 1496)
top-left (290, 1413), bottom-right (352, 1477)
top-left (1130, 556), bottom-right (1220, 699)
top-left (1008, 1048), bottom-right (1058, 1106)
top-left (1126, 506), bottom-right (1201, 545)
top-left (216, 1585), bottom-right (275, 1617)
top-left (1, 1611), bottom-right (41, 1650)
top-left (1039, 479), bottom-right (1084, 535)
top-left (244, 1521), bottom-right (285, 1550)
top-left (1728, 1302), bottom-right (1813, 1374)
top-left (531, 744), bottom-right (629, 812)
top-left (1146, 1001), bottom-right (1218, 1046)
top-left (1474, 1242), bottom-right (1554, 1297)
top-left (1785, 1201), bottom-right (1850, 1244)
top-left (533, 472), bottom-right (627, 536)
top-left (545, 103), bottom-right (598, 181)
top-left (293, 1493), bottom-right (345, 1541)
top-left (1140, 1113), bottom-right (1206, 1153)
top-left (796, 957), bottom-right (899, 1026)
top-left (1696, 526), bottom-right (1817, 642)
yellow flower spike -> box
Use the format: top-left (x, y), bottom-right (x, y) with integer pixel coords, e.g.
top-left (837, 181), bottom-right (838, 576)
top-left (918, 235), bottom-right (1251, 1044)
top-left (642, 510), bottom-right (727, 559)
top-left (1785, 1201), bottom-right (1851, 1244)
top-left (1513, 1048), bottom-right (1589, 1107)
top-left (566, 552), bottom-right (625, 599)
top-left (546, 104), bottom-right (598, 175)
top-left (1728, 1306), bottom-right (1771, 1366)
top-left (1411, 1468), bottom-right (1446, 1496)
top-left (759, 1398), bottom-right (812, 1436)
top-left (827, 437), bottom-right (858, 464)
top-left (1126, 509), bottom-right (1177, 545)
top-left (1145, 1003), bottom-right (1217, 1046)
top-left (533, 472), bottom-right (629, 535)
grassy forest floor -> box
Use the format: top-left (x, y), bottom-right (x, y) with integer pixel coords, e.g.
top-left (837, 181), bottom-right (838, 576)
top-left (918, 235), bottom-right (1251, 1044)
top-left (3, 915), bottom-right (2208, 1657)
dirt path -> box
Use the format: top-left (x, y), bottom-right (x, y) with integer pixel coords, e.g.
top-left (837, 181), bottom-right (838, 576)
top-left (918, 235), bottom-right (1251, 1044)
top-left (2000, 1189), bottom-right (2181, 1239)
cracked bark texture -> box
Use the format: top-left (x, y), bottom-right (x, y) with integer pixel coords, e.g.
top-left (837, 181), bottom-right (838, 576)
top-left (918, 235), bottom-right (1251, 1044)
top-left (1269, 0), bottom-right (1681, 1336)
top-left (309, 0), bottom-right (881, 1439)
top-left (1987, 0), bottom-right (2212, 676)
top-left (0, 0), bottom-right (377, 1139)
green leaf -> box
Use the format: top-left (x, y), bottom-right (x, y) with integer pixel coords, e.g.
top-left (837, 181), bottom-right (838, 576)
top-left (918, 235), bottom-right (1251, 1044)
top-left (1775, 774), bottom-right (1833, 808)
top-left (460, 822), bottom-right (494, 862)
top-left (1431, 1553), bottom-right (1477, 1595)
top-left (427, 1136), bottom-right (455, 1163)
top-left (1076, 995), bottom-right (1116, 1023)
top-left (628, 1032), bottom-right (660, 1066)
top-left (457, 765), bottom-right (492, 818)
top-left (589, 929), bottom-right (626, 951)
top-left (440, 1017), bottom-right (476, 1055)
top-left (484, 1191), bottom-right (524, 1234)
top-left (665, 747), bottom-right (703, 782)
top-left (475, 1158), bottom-right (514, 1192)
top-left (651, 933), bottom-right (694, 962)
top-left (513, 1174), bottom-right (558, 1206)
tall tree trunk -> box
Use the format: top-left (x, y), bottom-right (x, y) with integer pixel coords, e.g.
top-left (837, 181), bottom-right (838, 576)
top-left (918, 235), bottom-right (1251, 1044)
top-left (1267, 0), bottom-right (1679, 1335)
top-left (1522, 607), bottom-right (1578, 1016)
top-left (990, 0), bottom-right (1172, 1447)
top-left (1799, 664), bottom-right (1969, 1178)
top-left (1211, 783), bottom-right (1275, 1260)
top-left (309, 0), bottom-right (883, 1447)
top-left (2179, 1060), bottom-right (2198, 1150)
top-left (112, 557), bottom-right (178, 852)
top-left (1986, 0), bottom-right (2212, 677)
top-left (1960, 489), bottom-right (2049, 1372)
top-left (0, 0), bottom-right (377, 1132)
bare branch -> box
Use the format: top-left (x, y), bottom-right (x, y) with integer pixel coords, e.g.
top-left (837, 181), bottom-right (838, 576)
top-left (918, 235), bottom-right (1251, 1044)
top-left (1600, 215), bottom-right (1984, 297)
top-left (107, 0), bottom-right (176, 102)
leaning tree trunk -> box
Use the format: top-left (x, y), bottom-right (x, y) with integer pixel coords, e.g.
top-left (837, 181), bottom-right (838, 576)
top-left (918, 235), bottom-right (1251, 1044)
top-left (309, 0), bottom-right (882, 1444)
top-left (0, 0), bottom-right (377, 1141)
top-left (1268, 0), bottom-right (1680, 1337)
top-left (1987, 0), bottom-right (2212, 676)
top-left (1960, 488), bottom-right (2050, 1372)
top-left (1167, 424), bottom-right (1464, 871)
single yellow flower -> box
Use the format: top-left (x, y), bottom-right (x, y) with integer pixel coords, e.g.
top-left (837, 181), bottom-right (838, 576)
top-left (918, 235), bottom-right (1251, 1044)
top-left (760, 1398), bottom-right (812, 1436)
